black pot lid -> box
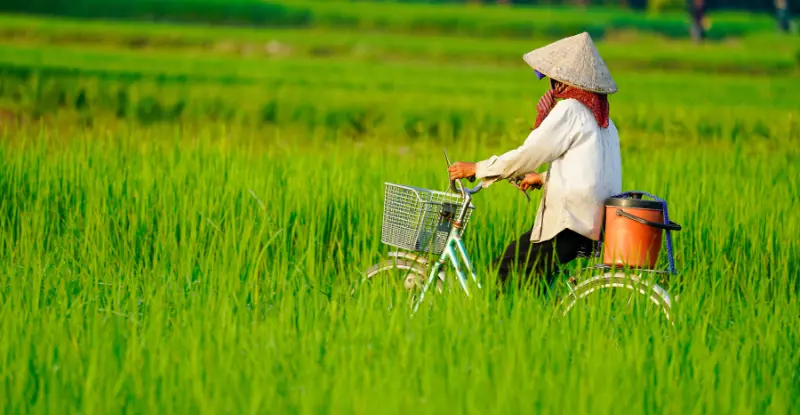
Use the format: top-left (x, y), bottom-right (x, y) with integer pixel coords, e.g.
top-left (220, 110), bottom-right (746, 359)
top-left (605, 197), bottom-right (663, 210)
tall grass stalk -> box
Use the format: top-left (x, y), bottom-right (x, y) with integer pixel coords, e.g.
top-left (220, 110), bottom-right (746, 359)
top-left (0, 125), bottom-right (797, 413)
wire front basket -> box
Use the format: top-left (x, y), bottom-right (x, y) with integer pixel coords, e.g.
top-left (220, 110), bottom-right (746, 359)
top-left (381, 182), bottom-right (475, 255)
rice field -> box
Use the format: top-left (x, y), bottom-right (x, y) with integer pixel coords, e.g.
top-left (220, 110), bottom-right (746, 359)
top-left (0, 3), bottom-right (799, 414)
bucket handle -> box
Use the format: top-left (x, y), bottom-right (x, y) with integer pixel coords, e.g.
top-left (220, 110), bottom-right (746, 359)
top-left (616, 209), bottom-right (682, 231)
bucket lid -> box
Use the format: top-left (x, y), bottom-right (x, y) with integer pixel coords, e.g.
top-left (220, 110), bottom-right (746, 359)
top-left (605, 197), bottom-right (663, 210)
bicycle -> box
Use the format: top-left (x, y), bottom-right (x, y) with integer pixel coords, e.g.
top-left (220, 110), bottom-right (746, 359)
top-left (360, 162), bottom-right (683, 321)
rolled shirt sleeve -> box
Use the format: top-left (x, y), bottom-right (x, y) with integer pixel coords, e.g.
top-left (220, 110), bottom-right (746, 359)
top-left (475, 100), bottom-right (580, 186)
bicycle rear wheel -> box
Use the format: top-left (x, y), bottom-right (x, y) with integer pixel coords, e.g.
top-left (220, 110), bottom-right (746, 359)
top-left (560, 270), bottom-right (674, 323)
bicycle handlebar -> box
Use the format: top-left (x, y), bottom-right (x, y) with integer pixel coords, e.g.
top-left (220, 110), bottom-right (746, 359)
top-left (450, 176), bottom-right (483, 199)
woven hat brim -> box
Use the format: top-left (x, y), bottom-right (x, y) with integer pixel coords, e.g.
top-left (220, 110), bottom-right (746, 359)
top-left (522, 32), bottom-right (618, 94)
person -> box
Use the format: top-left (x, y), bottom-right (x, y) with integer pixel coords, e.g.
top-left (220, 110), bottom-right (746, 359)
top-left (776, 0), bottom-right (791, 33)
top-left (689, 0), bottom-right (707, 43)
top-left (448, 32), bottom-right (622, 293)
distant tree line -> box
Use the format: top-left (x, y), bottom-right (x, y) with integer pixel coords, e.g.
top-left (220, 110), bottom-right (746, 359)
top-left (383, 0), bottom-right (796, 14)
top-left (0, 0), bottom-right (792, 39)
top-left (388, 0), bottom-right (794, 36)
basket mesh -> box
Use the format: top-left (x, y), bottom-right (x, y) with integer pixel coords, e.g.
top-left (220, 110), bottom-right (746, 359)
top-left (381, 183), bottom-right (474, 255)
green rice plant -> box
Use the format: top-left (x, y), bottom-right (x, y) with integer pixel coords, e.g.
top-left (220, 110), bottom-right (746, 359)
top-left (0, 120), bottom-right (797, 413)
top-left (0, 37), bottom-right (797, 143)
top-left (1, 13), bottom-right (798, 75)
top-left (0, 14), bottom-right (798, 412)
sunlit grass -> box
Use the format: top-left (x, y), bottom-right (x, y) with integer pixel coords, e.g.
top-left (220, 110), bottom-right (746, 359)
top-left (0, 123), bottom-right (797, 413)
top-left (0, 4), bottom-right (797, 411)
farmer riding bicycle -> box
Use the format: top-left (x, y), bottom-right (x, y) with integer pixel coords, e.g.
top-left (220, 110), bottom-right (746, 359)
top-left (363, 33), bottom-right (681, 322)
top-left (448, 32), bottom-right (622, 294)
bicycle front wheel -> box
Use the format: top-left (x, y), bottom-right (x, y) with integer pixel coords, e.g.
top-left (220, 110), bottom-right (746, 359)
top-left (560, 270), bottom-right (674, 323)
top-left (360, 258), bottom-right (444, 293)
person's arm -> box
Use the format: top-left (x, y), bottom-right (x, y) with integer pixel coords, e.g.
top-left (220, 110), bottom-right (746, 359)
top-left (475, 100), bottom-right (580, 185)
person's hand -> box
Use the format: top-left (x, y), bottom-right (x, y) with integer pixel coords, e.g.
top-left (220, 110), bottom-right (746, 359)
top-left (448, 162), bottom-right (476, 180)
top-left (518, 172), bottom-right (543, 191)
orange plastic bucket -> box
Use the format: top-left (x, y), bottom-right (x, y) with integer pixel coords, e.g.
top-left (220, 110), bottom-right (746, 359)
top-left (602, 197), bottom-right (681, 269)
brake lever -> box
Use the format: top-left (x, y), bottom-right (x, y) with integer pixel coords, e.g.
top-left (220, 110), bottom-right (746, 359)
top-left (509, 176), bottom-right (531, 202)
top-left (444, 148), bottom-right (476, 194)
top-left (444, 148), bottom-right (456, 193)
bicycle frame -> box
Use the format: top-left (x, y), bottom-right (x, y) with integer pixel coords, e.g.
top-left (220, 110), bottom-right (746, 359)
top-left (404, 175), bottom-right (680, 318)
top-left (413, 178), bottom-right (484, 313)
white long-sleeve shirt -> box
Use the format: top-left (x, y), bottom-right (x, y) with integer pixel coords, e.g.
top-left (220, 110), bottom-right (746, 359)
top-left (475, 98), bottom-right (622, 243)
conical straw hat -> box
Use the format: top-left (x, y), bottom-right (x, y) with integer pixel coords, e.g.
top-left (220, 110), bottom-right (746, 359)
top-left (522, 32), bottom-right (618, 94)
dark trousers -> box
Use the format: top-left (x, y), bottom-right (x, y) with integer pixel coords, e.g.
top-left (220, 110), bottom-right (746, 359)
top-left (494, 228), bottom-right (594, 293)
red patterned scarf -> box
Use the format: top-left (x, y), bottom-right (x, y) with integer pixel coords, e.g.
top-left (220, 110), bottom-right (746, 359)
top-left (533, 81), bottom-right (610, 130)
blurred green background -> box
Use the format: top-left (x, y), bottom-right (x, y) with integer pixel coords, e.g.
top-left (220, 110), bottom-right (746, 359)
top-left (0, 0), bottom-right (797, 134)
top-left (0, 1), bottom-right (798, 413)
